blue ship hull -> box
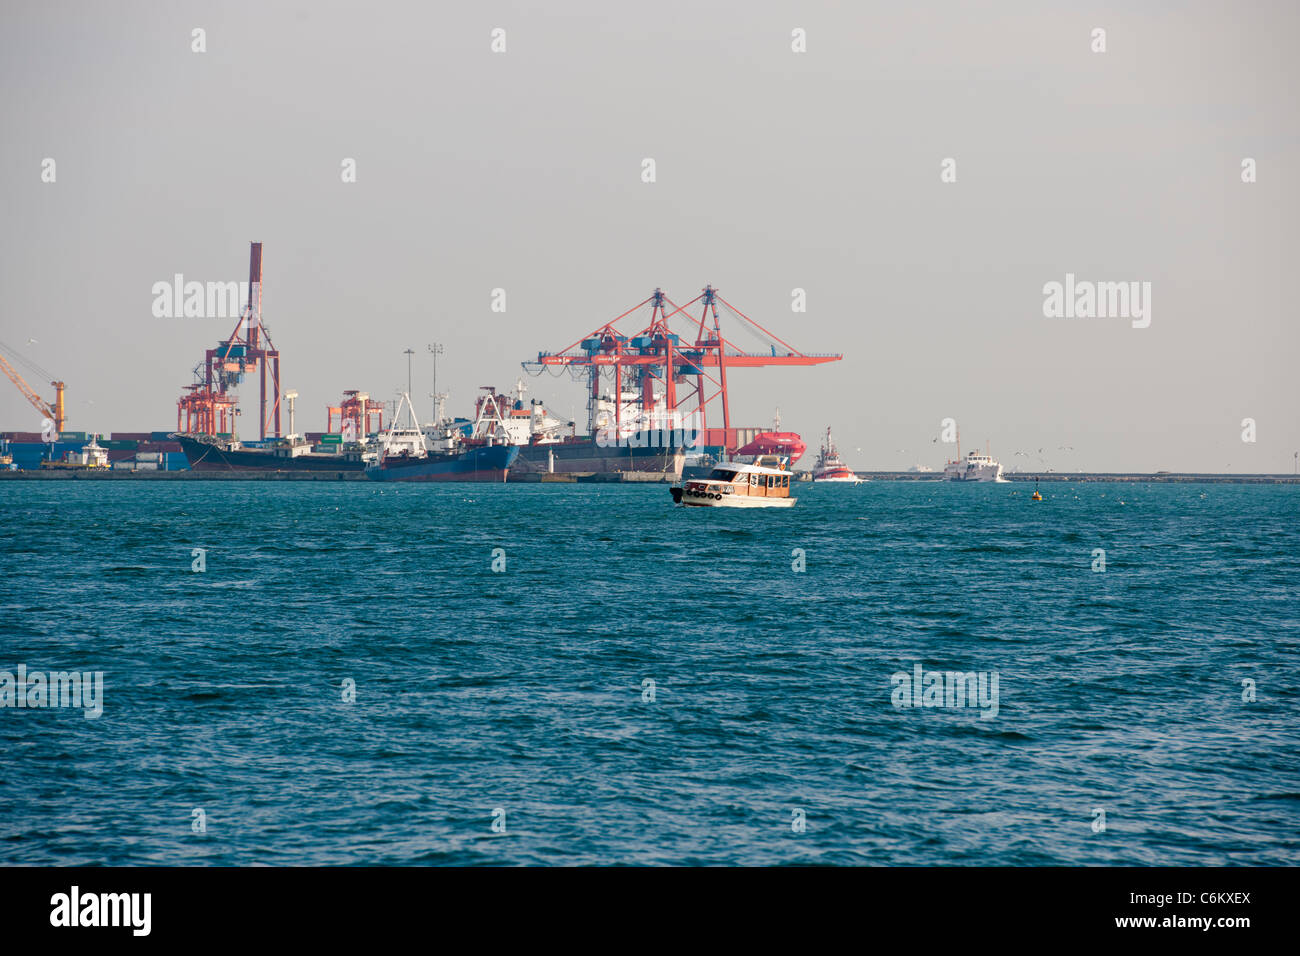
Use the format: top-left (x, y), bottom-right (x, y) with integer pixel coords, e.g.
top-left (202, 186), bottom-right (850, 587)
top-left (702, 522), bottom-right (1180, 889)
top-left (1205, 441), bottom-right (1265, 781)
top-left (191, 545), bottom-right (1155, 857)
top-left (364, 443), bottom-right (518, 482)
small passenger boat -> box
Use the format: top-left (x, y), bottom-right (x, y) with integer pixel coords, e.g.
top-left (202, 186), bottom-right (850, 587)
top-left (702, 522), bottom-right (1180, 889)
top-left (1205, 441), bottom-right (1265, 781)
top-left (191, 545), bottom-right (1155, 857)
top-left (670, 455), bottom-right (797, 508)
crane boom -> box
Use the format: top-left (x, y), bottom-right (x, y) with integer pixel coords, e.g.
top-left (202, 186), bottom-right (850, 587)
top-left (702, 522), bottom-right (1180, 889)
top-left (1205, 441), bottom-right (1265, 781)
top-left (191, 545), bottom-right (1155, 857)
top-left (0, 351), bottom-right (65, 431)
top-left (523, 286), bottom-right (842, 454)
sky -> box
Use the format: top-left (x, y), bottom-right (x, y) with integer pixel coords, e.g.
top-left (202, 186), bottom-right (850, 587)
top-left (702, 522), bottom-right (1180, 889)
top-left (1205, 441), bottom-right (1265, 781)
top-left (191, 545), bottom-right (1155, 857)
top-left (1, 0), bottom-right (1297, 473)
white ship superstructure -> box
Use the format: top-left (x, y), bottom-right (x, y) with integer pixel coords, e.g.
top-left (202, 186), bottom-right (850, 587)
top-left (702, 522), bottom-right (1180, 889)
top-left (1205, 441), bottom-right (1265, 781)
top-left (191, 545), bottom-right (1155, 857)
top-left (590, 389), bottom-right (685, 444)
top-left (944, 448), bottom-right (1005, 482)
top-left (374, 392), bottom-right (429, 462)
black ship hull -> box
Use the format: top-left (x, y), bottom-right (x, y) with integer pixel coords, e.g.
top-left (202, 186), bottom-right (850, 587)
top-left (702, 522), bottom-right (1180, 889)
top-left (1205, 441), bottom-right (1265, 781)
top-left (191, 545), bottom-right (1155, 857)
top-left (175, 435), bottom-right (367, 473)
top-left (364, 444), bottom-right (518, 482)
top-left (512, 434), bottom-right (684, 476)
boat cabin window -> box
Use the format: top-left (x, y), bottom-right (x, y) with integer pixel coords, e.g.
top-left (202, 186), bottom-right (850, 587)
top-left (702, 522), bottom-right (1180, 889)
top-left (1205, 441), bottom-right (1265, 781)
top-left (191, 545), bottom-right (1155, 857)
top-left (709, 468), bottom-right (739, 481)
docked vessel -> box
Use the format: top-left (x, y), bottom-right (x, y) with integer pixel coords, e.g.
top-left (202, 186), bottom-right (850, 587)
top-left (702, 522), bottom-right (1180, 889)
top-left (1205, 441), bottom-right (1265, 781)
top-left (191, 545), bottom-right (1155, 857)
top-left (944, 443), bottom-right (1005, 482)
top-left (486, 385), bottom-right (799, 479)
top-left (733, 410), bottom-right (807, 465)
top-left (514, 435), bottom-right (683, 476)
top-left (365, 443), bottom-right (518, 482)
top-left (683, 414), bottom-right (808, 481)
top-left (175, 433), bottom-right (369, 473)
top-left (810, 427), bottom-right (862, 483)
top-left (163, 276), bottom-right (839, 482)
top-left (484, 383), bottom-right (686, 478)
top-left (40, 435), bottom-right (110, 470)
top-left (364, 392), bottom-right (518, 482)
top-left (670, 456), bottom-right (797, 508)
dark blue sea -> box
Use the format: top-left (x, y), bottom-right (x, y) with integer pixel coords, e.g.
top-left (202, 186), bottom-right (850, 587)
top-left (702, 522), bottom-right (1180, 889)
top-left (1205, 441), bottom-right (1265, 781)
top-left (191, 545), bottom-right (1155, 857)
top-left (2, 480), bottom-right (1297, 865)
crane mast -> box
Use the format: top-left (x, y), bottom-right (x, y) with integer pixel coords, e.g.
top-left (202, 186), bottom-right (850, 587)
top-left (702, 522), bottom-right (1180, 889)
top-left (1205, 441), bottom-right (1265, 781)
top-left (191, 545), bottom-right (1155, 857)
top-left (176, 242), bottom-right (282, 439)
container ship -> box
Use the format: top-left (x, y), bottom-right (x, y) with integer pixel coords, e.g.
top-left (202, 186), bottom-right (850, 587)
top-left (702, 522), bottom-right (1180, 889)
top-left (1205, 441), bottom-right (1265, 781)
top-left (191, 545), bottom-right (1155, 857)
top-left (734, 424), bottom-right (806, 464)
top-left (477, 387), bottom-right (810, 479)
top-left (464, 383), bottom-right (688, 477)
top-left (676, 413), bottom-right (806, 481)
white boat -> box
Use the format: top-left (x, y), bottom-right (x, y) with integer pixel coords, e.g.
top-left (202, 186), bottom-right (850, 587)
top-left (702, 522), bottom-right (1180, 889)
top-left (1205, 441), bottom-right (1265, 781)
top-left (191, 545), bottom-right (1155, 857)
top-left (43, 435), bottom-right (109, 470)
top-left (944, 447), bottom-right (1005, 482)
top-left (811, 427), bottom-right (863, 483)
top-left (670, 456), bottom-right (797, 508)
top-left (74, 436), bottom-right (109, 468)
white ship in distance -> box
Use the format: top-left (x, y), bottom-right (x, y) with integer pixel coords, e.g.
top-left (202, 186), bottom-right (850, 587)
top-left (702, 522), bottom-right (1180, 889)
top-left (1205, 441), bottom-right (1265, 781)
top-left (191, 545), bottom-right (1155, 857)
top-left (943, 436), bottom-right (1005, 482)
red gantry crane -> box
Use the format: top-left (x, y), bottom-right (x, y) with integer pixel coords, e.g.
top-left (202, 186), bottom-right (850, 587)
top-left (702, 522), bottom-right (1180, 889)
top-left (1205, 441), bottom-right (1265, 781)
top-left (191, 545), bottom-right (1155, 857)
top-left (176, 242), bottom-right (282, 439)
top-left (326, 390), bottom-right (384, 438)
top-left (524, 286), bottom-right (841, 455)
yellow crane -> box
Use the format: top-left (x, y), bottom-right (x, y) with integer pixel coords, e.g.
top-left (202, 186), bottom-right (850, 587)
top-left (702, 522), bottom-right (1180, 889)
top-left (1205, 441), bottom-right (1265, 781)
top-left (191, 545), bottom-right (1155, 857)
top-left (0, 342), bottom-right (66, 433)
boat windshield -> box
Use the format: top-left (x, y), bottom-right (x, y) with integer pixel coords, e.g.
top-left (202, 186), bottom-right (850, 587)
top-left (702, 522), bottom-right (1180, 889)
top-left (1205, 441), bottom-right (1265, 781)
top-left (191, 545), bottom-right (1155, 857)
top-left (709, 468), bottom-right (740, 481)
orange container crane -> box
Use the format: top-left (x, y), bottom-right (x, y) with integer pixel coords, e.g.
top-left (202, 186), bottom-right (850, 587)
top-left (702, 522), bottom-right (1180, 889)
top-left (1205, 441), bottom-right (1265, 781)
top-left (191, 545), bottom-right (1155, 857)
top-left (177, 384), bottom-right (236, 436)
top-left (524, 286), bottom-right (841, 455)
top-left (327, 390), bottom-right (384, 438)
top-left (0, 341), bottom-right (66, 432)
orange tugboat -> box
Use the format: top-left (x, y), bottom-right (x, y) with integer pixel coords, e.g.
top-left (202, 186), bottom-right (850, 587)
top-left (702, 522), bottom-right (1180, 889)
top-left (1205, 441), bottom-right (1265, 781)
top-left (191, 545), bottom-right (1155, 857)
top-left (670, 455), bottom-right (796, 508)
top-left (810, 427), bottom-right (863, 483)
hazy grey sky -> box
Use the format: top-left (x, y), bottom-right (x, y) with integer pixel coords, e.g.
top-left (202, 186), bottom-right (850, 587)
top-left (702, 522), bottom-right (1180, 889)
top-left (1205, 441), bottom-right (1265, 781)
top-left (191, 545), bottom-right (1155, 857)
top-left (2, 1), bottom-right (1296, 472)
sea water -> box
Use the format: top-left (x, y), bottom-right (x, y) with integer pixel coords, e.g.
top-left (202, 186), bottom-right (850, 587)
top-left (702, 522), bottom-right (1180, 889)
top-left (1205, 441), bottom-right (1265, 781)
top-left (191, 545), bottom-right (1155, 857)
top-left (1, 480), bottom-right (1296, 865)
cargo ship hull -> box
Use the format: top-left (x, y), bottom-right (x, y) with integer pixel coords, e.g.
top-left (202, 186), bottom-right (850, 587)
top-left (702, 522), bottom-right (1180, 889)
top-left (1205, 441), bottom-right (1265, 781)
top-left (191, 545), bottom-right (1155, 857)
top-left (365, 444), bottom-right (518, 482)
top-left (175, 434), bottom-right (366, 473)
top-left (512, 435), bottom-right (684, 476)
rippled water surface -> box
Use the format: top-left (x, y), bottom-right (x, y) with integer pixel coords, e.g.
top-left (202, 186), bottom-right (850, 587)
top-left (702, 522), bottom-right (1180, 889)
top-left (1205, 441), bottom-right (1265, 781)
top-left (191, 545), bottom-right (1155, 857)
top-left (1, 480), bottom-right (1297, 865)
